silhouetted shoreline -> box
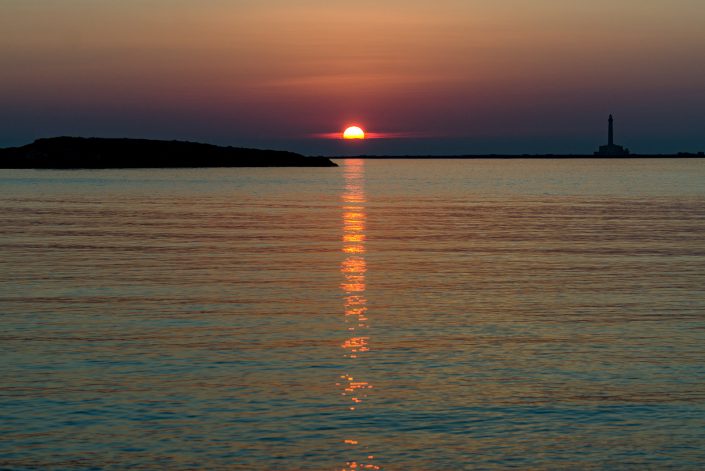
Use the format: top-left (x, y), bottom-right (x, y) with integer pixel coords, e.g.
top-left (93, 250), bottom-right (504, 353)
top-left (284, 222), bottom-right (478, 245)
top-left (0, 137), bottom-right (337, 168)
top-left (331, 153), bottom-right (704, 159)
top-left (1, 138), bottom-right (701, 168)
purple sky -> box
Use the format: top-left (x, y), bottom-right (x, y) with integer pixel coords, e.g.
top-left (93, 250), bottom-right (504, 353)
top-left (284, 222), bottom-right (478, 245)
top-left (2, 0), bottom-right (704, 154)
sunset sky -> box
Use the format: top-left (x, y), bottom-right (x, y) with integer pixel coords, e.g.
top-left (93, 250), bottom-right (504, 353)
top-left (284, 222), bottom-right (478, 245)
top-left (2, 0), bottom-right (704, 154)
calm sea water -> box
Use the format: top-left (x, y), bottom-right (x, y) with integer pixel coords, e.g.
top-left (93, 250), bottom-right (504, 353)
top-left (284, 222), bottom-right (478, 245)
top-left (2, 159), bottom-right (705, 470)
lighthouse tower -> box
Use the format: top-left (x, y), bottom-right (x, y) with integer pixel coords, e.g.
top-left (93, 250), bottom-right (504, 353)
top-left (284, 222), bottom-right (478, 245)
top-left (608, 114), bottom-right (614, 146)
top-left (595, 114), bottom-right (630, 156)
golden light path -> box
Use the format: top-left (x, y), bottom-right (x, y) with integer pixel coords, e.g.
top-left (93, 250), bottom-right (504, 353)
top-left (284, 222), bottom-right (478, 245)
top-left (343, 126), bottom-right (365, 140)
top-left (339, 159), bottom-right (379, 471)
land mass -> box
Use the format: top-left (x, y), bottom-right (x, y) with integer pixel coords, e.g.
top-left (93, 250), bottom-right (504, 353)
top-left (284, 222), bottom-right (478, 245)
top-left (0, 137), bottom-right (337, 168)
top-left (333, 153), bottom-right (704, 159)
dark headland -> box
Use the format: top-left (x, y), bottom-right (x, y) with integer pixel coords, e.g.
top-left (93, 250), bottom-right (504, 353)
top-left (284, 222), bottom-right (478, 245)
top-left (0, 137), bottom-right (337, 168)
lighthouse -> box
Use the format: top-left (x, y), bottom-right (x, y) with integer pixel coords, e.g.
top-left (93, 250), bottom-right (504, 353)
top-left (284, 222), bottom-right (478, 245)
top-left (595, 114), bottom-right (630, 156)
top-left (608, 114), bottom-right (614, 146)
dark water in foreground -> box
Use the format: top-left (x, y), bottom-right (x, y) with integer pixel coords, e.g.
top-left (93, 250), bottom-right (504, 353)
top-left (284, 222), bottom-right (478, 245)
top-left (2, 159), bottom-right (705, 470)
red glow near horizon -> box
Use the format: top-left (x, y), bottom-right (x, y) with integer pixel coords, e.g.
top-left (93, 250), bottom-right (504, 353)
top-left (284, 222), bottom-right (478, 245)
top-left (313, 130), bottom-right (438, 140)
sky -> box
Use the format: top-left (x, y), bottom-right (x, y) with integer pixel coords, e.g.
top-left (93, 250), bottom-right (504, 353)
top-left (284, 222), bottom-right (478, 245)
top-left (2, 0), bottom-right (704, 155)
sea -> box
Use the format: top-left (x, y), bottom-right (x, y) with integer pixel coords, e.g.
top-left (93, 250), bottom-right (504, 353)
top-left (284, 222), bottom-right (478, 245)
top-left (2, 159), bottom-right (705, 470)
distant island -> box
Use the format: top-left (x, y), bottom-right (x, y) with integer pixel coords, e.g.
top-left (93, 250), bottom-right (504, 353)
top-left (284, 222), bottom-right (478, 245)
top-left (0, 137), bottom-right (337, 168)
top-left (1, 134), bottom-right (702, 168)
top-left (333, 153), bottom-right (704, 159)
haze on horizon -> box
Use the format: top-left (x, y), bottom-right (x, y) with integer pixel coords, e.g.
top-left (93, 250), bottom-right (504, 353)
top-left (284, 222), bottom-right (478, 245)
top-left (2, 0), bottom-right (704, 155)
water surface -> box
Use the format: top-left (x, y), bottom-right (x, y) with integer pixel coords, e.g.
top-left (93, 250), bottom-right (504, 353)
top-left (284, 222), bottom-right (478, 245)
top-left (2, 159), bottom-right (705, 469)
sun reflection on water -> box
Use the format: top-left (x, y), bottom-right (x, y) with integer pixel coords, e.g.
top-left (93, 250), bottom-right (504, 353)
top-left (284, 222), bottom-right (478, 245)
top-left (339, 159), bottom-right (379, 471)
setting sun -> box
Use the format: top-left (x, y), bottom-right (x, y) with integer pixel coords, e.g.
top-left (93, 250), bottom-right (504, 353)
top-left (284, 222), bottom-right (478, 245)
top-left (343, 126), bottom-right (365, 140)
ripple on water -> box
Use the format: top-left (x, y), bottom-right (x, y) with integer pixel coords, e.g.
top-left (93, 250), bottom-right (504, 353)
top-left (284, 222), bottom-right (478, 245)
top-left (1, 161), bottom-right (705, 469)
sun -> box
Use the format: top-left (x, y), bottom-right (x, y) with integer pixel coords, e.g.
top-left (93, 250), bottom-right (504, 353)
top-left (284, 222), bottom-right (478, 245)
top-left (343, 126), bottom-right (365, 140)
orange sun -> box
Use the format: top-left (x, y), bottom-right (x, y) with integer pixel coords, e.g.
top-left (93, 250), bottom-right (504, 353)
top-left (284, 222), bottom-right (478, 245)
top-left (343, 126), bottom-right (365, 140)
